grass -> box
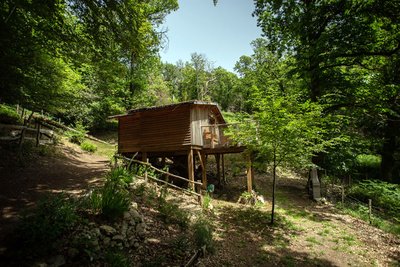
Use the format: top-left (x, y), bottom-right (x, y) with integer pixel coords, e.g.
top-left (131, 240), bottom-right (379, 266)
top-left (80, 141), bottom-right (97, 153)
top-left (305, 236), bottom-right (322, 246)
top-left (91, 140), bottom-right (116, 158)
top-left (337, 202), bottom-right (400, 236)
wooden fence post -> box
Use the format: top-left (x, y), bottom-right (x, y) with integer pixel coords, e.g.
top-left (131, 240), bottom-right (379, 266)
top-left (35, 122), bottom-right (41, 147)
top-left (145, 159), bottom-right (149, 183)
top-left (368, 199), bottom-right (372, 224)
top-left (341, 181), bottom-right (345, 204)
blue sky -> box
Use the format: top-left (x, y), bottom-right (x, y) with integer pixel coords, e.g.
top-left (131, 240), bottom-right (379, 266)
top-left (159, 0), bottom-right (262, 72)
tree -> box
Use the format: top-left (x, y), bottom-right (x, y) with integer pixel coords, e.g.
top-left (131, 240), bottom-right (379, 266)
top-left (231, 87), bottom-right (328, 224)
top-left (253, 0), bottom-right (400, 182)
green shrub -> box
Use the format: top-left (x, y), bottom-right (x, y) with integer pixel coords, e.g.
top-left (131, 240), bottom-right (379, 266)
top-left (355, 154), bottom-right (381, 168)
top-left (89, 183), bottom-right (130, 220)
top-left (104, 250), bottom-right (130, 267)
top-left (80, 141), bottom-right (97, 153)
top-left (65, 121), bottom-right (87, 145)
top-left (202, 193), bottom-right (212, 210)
top-left (349, 180), bottom-right (400, 219)
top-left (157, 193), bottom-right (189, 229)
top-left (106, 167), bottom-right (134, 188)
top-left (192, 216), bottom-right (214, 252)
top-left (65, 130), bottom-right (85, 145)
top-left (0, 104), bottom-right (22, 124)
top-left (12, 194), bottom-right (79, 256)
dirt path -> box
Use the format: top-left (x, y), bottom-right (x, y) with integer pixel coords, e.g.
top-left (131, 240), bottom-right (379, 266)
top-left (199, 173), bottom-right (400, 267)
top-left (0, 142), bottom-right (109, 249)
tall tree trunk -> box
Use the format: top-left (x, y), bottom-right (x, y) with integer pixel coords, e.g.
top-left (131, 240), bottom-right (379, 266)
top-left (380, 118), bottom-right (398, 182)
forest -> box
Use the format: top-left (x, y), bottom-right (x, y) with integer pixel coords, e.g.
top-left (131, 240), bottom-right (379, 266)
top-left (0, 0), bottom-right (399, 266)
top-left (1, 0), bottom-right (400, 183)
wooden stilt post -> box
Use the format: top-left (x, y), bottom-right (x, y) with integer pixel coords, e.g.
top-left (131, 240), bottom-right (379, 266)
top-left (197, 151), bottom-right (207, 190)
top-left (188, 149), bottom-right (195, 190)
top-left (247, 155), bottom-right (253, 193)
top-left (141, 152), bottom-right (147, 162)
top-left (215, 154), bottom-right (221, 185)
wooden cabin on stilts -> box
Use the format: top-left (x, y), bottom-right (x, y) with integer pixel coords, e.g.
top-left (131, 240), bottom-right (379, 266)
top-left (110, 101), bottom-right (251, 193)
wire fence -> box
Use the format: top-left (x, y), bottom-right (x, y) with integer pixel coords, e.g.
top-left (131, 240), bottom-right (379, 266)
top-left (324, 182), bottom-right (399, 225)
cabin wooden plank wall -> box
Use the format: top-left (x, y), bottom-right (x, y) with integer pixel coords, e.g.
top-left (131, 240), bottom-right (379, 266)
top-left (118, 105), bottom-right (191, 153)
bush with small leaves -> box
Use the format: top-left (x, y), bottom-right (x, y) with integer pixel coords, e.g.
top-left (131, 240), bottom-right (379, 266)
top-left (106, 167), bottom-right (134, 188)
top-left (192, 216), bottom-right (214, 252)
top-left (0, 104), bottom-right (22, 124)
top-left (157, 191), bottom-right (189, 229)
top-left (80, 141), bottom-right (97, 153)
top-left (11, 194), bottom-right (79, 256)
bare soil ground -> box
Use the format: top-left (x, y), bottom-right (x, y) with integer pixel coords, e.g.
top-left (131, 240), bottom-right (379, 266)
top-left (0, 141), bottom-right (109, 251)
top-left (0, 145), bottom-right (398, 266)
top-left (200, 170), bottom-right (400, 267)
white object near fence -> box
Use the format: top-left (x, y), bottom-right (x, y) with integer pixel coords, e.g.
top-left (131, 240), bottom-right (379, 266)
top-left (311, 168), bottom-right (321, 201)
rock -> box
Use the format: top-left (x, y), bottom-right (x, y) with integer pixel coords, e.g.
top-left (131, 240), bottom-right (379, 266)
top-left (131, 202), bottom-right (138, 210)
top-left (129, 209), bottom-right (141, 222)
top-left (113, 235), bottom-right (124, 242)
top-left (123, 211), bottom-right (130, 220)
top-left (134, 242), bottom-right (140, 248)
top-left (48, 255), bottom-right (66, 267)
top-left (90, 239), bottom-right (99, 248)
top-left (67, 248), bottom-right (79, 259)
top-left (121, 222), bottom-right (128, 236)
top-left (257, 195), bottom-right (265, 204)
top-left (136, 223), bottom-right (146, 237)
top-left (103, 237), bottom-right (111, 245)
top-left (100, 225), bottom-right (117, 236)
top-left (92, 228), bottom-right (101, 236)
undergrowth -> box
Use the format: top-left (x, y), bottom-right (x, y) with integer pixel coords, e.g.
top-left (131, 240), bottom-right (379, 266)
top-left (10, 194), bottom-right (79, 257)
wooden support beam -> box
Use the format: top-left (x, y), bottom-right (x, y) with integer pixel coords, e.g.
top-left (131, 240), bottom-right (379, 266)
top-left (215, 154), bottom-right (221, 185)
top-left (197, 151), bottom-right (207, 189)
top-left (247, 155), bottom-right (254, 193)
top-left (141, 152), bottom-right (147, 162)
top-left (188, 149), bottom-right (195, 190)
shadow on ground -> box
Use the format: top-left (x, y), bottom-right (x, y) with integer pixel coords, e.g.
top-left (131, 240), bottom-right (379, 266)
top-left (201, 203), bottom-right (337, 267)
top-left (0, 144), bottom-right (109, 248)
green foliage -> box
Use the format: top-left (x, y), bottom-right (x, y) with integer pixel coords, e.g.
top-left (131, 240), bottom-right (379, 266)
top-left (87, 167), bottom-right (133, 219)
top-left (89, 183), bottom-right (130, 220)
top-left (356, 154), bottom-right (381, 169)
top-left (12, 194), bottom-right (79, 256)
top-left (337, 202), bottom-right (400, 236)
top-left (104, 250), bottom-right (130, 267)
top-left (170, 234), bottom-right (191, 257)
top-left (349, 180), bottom-right (400, 219)
top-left (0, 104), bottom-right (21, 124)
top-left (192, 216), bottom-right (214, 252)
top-left (157, 190), bottom-right (189, 229)
top-left (202, 193), bottom-right (212, 210)
top-left (241, 191), bottom-right (252, 200)
top-left (106, 167), bottom-right (134, 188)
top-left (80, 141), bottom-right (97, 153)
top-left (65, 122), bottom-right (87, 145)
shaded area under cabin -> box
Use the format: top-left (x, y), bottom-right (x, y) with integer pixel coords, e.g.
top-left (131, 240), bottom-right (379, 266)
top-left (110, 101), bottom-right (253, 191)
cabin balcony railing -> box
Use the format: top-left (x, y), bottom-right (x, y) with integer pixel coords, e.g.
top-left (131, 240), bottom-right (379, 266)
top-left (201, 124), bottom-right (236, 149)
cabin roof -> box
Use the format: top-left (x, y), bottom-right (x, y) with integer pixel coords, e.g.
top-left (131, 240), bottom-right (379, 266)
top-left (109, 100), bottom-right (226, 123)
